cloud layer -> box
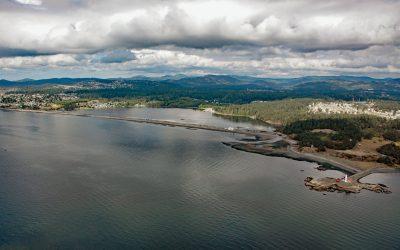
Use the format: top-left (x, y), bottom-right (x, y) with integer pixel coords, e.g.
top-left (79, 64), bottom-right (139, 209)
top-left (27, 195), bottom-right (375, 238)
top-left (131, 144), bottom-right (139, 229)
top-left (0, 0), bottom-right (399, 79)
top-left (13, 0), bottom-right (42, 6)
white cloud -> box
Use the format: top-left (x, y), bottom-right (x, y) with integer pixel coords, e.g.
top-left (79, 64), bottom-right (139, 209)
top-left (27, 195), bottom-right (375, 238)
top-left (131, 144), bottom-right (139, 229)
top-left (14, 0), bottom-right (42, 6)
top-left (1, 0), bottom-right (399, 54)
top-left (0, 54), bottom-right (79, 69)
top-left (2, 45), bottom-right (399, 78)
top-left (0, 0), bottom-right (399, 78)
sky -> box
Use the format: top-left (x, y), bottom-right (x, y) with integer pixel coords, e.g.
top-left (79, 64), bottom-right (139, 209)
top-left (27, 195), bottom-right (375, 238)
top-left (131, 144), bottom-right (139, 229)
top-left (0, 0), bottom-right (399, 80)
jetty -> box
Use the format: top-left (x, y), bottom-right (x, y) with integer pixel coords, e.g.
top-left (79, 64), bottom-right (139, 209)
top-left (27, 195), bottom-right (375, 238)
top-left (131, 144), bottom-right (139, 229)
top-left (2, 108), bottom-right (398, 194)
top-left (1, 109), bottom-right (273, 137)
top-left (223, 140), bottom-right (400, 194)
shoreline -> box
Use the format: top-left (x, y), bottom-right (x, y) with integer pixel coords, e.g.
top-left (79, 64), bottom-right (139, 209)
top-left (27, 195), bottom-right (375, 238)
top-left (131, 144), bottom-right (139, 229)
top-left (223, 140), bottom-right (399, 193)
top-left (224, 140), bottom-right (400, 175)
top-left (0, 108), bottom-right (273, 137)
top-left (2, 107), bottom-right (399, 189)
top-left (222, 141), bottom-right (359, 175)
top-left (202, 107), bottom-right (283, 127)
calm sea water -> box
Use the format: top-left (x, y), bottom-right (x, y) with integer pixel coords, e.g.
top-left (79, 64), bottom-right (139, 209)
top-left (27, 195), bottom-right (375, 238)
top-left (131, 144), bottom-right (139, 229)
top-left (0, 109), bottom-right (399, 249)
top-left (74, 107), bottom-right (273, 131)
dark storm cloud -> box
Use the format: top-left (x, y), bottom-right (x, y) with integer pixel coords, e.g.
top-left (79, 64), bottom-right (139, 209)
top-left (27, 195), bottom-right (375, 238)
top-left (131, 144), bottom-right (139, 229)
top-left (1, 0), bottom-right (399, 54)
top-left (0, 47), bottom-right (51, 57)
top-left (92, 49), bottom-right (136, 64)
top-left (0, 0), bottom-right (399, 78)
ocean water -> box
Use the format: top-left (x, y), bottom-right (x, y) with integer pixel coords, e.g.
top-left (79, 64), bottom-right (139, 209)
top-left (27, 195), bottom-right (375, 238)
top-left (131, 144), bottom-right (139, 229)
top-left (0, 109), bottom-right (399, 249)
top-left (74, 107), bottom-right (273, 131)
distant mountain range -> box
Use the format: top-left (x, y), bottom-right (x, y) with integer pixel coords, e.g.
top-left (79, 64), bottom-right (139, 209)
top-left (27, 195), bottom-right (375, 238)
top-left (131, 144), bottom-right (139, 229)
top-left (2, 75), bottom-right (400, 101)
top-left (1, 74), bottom-right (399, 88)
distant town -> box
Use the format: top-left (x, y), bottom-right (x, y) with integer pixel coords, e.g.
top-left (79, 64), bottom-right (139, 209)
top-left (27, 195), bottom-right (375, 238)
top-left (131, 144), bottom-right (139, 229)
top-left (308, 101), bottom-right (400, 120)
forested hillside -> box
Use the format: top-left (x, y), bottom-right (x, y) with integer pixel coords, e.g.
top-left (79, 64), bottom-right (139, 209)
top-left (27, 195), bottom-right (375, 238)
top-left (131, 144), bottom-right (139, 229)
top-left (3, 75), bottom-right (400, 105)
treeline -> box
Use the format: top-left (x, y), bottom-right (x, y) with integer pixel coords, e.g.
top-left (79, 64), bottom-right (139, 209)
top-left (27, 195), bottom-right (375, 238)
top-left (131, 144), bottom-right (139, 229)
top-left (211, 99), bottom-right (318, 124)
top-left (72, 87), bottom-right (292, 105)
top-left (9, 79), bottom-right (400, 108)
top-left (282, 115), bottom-right (400, 152)
top-left (282, 117), bottom-right (378, 150)
top-left (214, 99), bottom-right (400, 152)
top-left (383, 130), bottom-right (400, 142)
top-left (377, 143), bottom-right (400, 165)
top-left (72, 86), bottom-right (397, 106)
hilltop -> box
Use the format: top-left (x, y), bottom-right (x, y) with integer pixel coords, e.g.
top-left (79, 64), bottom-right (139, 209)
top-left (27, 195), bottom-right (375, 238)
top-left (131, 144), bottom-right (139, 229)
top-left (1, 75), bottom-right (400, 102)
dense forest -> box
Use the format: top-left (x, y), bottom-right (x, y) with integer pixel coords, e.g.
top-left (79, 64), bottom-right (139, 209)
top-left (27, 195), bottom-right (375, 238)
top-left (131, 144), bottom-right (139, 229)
top-left (377, 143), bottom-right (400, 165)
top-left (71, 86), bottom-right (290, 106)
top-left (6, 75), bottom-right (400, 108)
top-left (210, 99), bottom-right (316, 124)
top-left (213, 99), bottom-right (400, 157)
top-left (282, 117), bottom-right (380, 150)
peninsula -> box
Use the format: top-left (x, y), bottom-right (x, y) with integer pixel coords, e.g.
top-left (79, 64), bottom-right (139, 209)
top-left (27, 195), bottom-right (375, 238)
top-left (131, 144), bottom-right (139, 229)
top-left (3, 106), bottom-right (399, 194)
top-left (2, 76), bottom-right (400, 195)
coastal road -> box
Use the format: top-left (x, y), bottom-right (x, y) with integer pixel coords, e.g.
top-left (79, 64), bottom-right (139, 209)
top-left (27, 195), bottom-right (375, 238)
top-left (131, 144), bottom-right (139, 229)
top-left (287, 145), bottom-right (359, 174)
